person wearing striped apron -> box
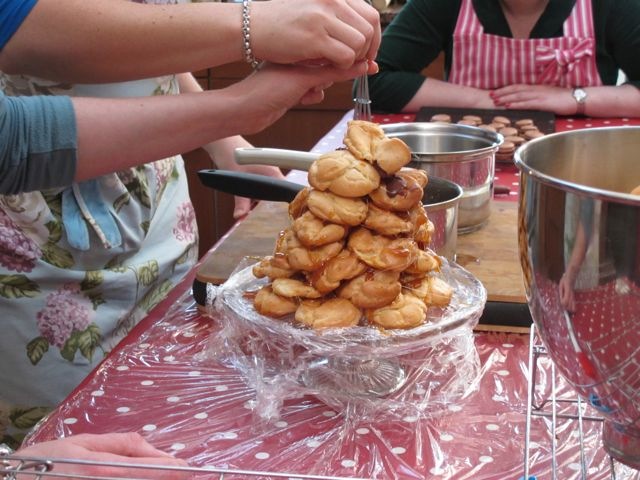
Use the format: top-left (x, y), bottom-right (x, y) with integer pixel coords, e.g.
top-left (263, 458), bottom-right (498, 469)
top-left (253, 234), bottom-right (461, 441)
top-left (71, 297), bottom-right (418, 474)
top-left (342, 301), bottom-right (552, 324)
top-left (368, 0), bottom-right (640, 117)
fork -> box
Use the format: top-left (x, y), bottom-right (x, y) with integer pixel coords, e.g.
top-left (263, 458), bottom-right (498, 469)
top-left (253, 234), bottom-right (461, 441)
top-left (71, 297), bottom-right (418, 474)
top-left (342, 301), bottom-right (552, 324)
top-left (353, 71), bottom-right (372, 121)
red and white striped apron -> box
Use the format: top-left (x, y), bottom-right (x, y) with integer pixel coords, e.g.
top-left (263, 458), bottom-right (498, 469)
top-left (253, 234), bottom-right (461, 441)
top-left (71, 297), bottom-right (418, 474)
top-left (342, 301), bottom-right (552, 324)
top-left (449, 0), bottom-right (603, 89)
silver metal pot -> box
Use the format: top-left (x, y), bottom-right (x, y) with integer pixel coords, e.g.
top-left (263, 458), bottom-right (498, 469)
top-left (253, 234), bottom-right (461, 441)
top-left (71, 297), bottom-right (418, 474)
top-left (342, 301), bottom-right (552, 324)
top-left (381, 122), bottom-right (502, 234)
top-left (422, 176), bottom-right (462, 261)
top-left (515, 126), bottom-right (640, 469)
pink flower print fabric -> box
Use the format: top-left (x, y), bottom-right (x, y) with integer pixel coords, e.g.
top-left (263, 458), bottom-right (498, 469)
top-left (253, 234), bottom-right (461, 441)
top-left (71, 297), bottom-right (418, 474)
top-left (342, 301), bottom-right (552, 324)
top-left (36, 283), bottom-right (94, 349)
top-left (0, 209), bottom-right (41, 273)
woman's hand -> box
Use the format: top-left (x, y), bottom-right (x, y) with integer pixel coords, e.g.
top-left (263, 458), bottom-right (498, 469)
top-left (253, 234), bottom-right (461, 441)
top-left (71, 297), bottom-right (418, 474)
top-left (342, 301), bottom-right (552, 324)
top-left (223, 60), bottom-right (369, 137)
top-left (14, 433), bottom-right (190, 480)
top-left (252, 0), bottom-right (381, 69)
top-left (558, 269), bottom-right (578, 312)
top-left (491, 84), bottom-right (577, 115)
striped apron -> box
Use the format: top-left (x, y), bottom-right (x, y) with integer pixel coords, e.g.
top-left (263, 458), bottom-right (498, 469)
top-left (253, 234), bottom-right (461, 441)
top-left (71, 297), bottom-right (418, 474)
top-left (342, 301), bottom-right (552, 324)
top-left (449, 0), bottom-right (603, 89)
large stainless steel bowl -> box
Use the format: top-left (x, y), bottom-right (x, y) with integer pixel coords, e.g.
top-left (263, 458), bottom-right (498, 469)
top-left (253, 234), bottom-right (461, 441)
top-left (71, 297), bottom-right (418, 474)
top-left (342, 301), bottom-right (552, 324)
top-left (382, 122), bottom-right (502, 234)
top-left (515, 126), bottom-right (640, 468)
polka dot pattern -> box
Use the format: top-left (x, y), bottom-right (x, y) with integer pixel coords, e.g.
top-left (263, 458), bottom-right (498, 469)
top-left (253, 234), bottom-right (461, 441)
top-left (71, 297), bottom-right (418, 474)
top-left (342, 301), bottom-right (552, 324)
top-left (27, 112), bottom-right (636, 479)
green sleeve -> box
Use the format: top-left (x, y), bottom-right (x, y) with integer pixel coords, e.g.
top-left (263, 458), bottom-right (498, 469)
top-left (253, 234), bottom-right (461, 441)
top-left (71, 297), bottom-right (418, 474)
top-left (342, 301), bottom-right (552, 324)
top-left (0, 92), bottom-right (78, 194)
top-left (368, 0), bottom-right (461, 113)
top-left (595, 0), bottom-right (640, 88)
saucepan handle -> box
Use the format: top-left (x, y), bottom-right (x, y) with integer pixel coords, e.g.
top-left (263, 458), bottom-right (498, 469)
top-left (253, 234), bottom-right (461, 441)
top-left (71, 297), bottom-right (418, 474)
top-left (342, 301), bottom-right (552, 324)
top-left (197, 169), bottom-right (304, 203)
top-left (234, 147), bottom-right (319, 172)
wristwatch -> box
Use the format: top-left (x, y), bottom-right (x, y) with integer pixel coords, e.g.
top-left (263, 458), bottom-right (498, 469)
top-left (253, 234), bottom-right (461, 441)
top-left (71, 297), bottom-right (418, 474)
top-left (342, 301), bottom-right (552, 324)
top-left (572, 87), bottom-right (588, 116)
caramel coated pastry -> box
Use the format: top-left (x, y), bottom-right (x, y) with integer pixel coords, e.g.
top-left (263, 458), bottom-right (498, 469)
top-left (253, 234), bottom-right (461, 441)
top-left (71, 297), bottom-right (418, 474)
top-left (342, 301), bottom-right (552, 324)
top-left (289, 187), bottom-right (310, 219)
top-left (293, 211), bottom-right (348, 247)
top-left (363, 203), bottom-right (413, 236)
top-left (405, 204), bottom-right (434, 245)
top-left (272, 229), bottom-right (296, 270)
top-left (369, 170), bottom-right (424, 212)
top-left (347, 227), bottom-right (419, 272)
top-left (252, 256), bottom-right (296, 280)
top-left (307, 190), bottom-right (368, 226)
top-left (271, 278), bottom-right (324, 299)
top-left (402, 275), bottom-right (453, 307)
top-left (404, 248), bottom-right (442, 275)
top-left (457, 119), bottom-right (478, 126)
top-left (343, 120), bottom-right (386, 161)
top-left (272, 228), bottom-right (342, 271)
top-left (400, 168), bottom-right (428, 188)
top-left (338, 269), bottom-right (401, 309)
top-left (373, 137), bottom-right (413, 175)
top-left (308, 249), bottom-right (367, 294)
top-left (366, 292), bottom-right (428, 329)
top-left (285, 230), bottom-right (344, 272)
top-left (308, 150), bottom-right (381, 197)
top-left (478, 124), bottom-right (498, 132)
top-left (254, 285), bottom-right (298, 318)
top-left (414, 219), bottom-right (435, 245)
top-left (295, 297), bottom-right (361, 329)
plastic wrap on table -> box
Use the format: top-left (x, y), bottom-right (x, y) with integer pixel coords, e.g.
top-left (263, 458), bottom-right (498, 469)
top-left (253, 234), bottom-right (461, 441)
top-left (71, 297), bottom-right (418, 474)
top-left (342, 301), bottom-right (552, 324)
top-left (205, 258), bottom-right (486, 421)
top-left (23, 286), bottom-right (640, 479)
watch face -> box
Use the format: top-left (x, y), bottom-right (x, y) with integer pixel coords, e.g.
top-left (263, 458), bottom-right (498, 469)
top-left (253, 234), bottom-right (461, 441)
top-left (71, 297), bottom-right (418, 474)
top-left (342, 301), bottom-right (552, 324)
top-left (574, 88), bottom-right (587, 103)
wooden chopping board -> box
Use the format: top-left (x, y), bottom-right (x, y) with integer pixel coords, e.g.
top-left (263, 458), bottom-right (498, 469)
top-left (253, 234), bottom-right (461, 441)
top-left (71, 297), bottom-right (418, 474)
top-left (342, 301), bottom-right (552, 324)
top-left (196, 200), bottom-right (526, 305)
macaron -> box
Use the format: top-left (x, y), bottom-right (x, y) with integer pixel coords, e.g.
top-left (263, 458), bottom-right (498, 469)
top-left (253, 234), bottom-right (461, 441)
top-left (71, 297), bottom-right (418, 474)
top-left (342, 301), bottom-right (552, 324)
top-left (498, 126), bottom-right (519, 137)
top-left (462, 114), bottom-right (482, 125)
top-left (524, 130), bottom-right (545, 140)
top-left (492, 115), bottom-right (511, 126)
top-left (430, 113), bottom-right (452, 123)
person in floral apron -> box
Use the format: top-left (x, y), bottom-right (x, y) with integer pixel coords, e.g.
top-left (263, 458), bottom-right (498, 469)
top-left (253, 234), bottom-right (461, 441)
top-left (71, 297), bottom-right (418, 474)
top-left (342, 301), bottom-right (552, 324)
top-left (0, 0), bottom-right (381, 450)
top-left (367, 0), bottom-right (640, 117)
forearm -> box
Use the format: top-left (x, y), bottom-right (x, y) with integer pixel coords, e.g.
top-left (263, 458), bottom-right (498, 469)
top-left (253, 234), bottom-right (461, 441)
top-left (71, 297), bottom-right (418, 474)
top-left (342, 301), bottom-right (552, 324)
top-left (73, 90), bottom-right (246, 181)
top-left (581, 84), bottom-right (640, 118)
top-left (177, 72), bottom-right (252, 168)
top-left (403, 78), bottom-right (494, 112)
top-left (0, 0), bottom-right (243, 83)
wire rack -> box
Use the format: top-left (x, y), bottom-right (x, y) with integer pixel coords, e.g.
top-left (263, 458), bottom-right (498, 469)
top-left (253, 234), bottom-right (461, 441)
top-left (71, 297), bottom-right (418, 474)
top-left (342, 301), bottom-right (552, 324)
top-left (523, 324), bottom-right (633, 480)
top-left (0, 449), bottom-right (369, 480)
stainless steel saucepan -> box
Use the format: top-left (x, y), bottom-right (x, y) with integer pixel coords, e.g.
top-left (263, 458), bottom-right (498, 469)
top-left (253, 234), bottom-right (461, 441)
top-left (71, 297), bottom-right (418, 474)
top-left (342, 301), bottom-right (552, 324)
top-left (197, 169), bottom-right (462, 261)
top-left (235, 122), bottom-right (502, 234)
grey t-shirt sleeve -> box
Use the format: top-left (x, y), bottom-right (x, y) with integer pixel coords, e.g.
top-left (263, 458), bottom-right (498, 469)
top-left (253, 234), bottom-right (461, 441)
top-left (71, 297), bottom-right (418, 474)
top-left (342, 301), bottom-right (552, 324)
top-left (0, 91), bottom-right (77, 194)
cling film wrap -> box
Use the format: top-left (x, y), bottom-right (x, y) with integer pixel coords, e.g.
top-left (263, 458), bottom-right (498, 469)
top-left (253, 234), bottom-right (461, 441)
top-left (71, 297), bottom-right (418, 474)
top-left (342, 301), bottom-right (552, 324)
top-left (206, 258), bottom-right (486, 421)
top-left (22, 280), bottom-right (634, 478)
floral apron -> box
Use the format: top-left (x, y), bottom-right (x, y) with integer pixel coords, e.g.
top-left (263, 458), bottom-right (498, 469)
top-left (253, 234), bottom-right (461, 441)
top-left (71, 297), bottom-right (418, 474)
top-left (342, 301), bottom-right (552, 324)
top-left (0, 0), bottom-right (199, 447)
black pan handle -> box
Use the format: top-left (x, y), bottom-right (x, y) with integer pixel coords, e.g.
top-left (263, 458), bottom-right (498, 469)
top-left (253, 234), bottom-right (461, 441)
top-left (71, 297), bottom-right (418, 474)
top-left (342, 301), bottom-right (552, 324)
top-left (197, 169), bottom-right (303, 203)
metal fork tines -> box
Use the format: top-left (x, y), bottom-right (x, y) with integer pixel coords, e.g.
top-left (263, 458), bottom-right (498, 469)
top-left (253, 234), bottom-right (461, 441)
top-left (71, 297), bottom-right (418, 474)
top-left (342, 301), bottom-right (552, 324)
top-left (353, 73), bottom-right (372, 121)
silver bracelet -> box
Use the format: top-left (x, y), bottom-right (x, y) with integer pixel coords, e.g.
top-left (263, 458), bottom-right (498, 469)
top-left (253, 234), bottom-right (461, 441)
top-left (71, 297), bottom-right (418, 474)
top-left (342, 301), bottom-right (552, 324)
top-left (241, 0), bottom-right (260, 69)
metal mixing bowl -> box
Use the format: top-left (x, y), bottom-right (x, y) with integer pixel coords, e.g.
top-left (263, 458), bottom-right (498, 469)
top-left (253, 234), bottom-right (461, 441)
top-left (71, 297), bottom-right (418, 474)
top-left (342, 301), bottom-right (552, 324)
top-left (382, 122), bottom-right (502, 234)
top-left (515, 126), bottom-right (640, 468)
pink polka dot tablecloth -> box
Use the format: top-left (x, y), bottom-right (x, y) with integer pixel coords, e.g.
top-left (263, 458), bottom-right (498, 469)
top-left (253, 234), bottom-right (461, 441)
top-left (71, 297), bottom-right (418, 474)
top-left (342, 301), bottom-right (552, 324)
top-left (309, 112), bottom-right (640, 204)
top-left (24, 285), bottom-right (631, 479)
